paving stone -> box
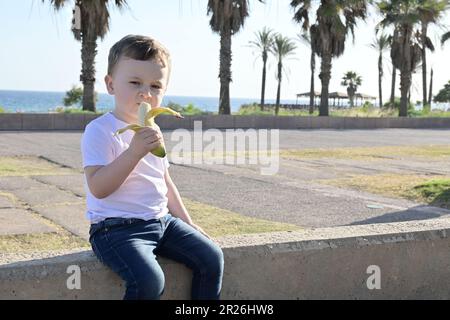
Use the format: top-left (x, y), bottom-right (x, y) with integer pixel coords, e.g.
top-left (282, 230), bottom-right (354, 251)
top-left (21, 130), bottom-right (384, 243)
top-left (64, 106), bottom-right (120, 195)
top-left (0, 209), bottom-right (56, 235)
top-left (11, 186), bottom-right (84, 207)
top-left (32, 175), bottom-right (86, 197)
top-left (0, 195), bottom-right (14, 209)
top-left (32, 204), bottom-right (90, 240)
top-left (0, 176), bottom-right (46, 191)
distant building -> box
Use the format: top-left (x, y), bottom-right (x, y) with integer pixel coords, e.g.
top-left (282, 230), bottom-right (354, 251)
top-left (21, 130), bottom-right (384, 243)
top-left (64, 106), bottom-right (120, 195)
top-left (296, 91), bottom-right (377, 107)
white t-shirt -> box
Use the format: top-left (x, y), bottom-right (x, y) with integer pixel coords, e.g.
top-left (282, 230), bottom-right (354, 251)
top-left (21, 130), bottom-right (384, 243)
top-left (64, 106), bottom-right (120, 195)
top-left (81, 112), bottom-right (170, 224)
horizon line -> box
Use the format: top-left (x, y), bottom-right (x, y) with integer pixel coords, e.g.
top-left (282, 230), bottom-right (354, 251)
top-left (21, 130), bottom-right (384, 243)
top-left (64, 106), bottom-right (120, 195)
top-left (0, 88), bottom-right (312, 101)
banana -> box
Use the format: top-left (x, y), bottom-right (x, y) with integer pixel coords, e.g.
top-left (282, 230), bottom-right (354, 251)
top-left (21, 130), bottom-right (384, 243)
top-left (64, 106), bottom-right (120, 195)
top-left (114, 102), bottom-right (183, 158)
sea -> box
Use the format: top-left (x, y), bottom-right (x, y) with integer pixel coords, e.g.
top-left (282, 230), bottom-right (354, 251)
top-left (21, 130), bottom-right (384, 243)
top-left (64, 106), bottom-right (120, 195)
top-left (0, 90), bottom-right (301, 113)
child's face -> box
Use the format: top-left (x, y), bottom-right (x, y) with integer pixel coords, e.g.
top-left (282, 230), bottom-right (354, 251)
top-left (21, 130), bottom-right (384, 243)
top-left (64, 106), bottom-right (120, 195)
top-left (105, 57), bottom-right (169, 122)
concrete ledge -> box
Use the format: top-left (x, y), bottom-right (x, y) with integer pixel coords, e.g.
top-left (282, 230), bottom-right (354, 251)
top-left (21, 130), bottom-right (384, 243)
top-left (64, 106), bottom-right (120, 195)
top-left (2, 114), bottom-right (450, 130)
top-left (22, 114), bottom-right (53, 130)
top-left (0, 114), bottom-right (22, 130)
top-left (1, 217), bottom-right (449, 299)
top-left (53, 114), bottom-right (85, 130)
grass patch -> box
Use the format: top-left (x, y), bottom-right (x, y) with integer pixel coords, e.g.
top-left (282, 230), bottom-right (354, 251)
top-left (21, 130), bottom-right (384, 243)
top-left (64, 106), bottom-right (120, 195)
top-left (330, 106), bottom-right (398, 117)
top-left (317, 173), bottom-right (450, 209)
top-left (0, 156), bottom-right (77, 176)
top-left (234, 103), bottom-right (450, 118)
top-left (410, 109), bottom-right (450, 118)
top-left (280, 145), bottom-right (450, 161)
top-left (234, 104), bottom-right (316, 116)
top-left (183, 198), bottom-right (301, 237)
top-left (413, 179), bottom-right (450, 208)
top-left (0, 232), bottom-right (89, 253)
top-left (54, 106), bottom-right (100, 114)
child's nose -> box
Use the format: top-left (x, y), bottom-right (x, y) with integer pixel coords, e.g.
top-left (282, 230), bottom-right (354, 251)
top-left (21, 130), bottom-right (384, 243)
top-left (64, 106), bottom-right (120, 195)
top-left (139, 86), bottom-right (153, 99)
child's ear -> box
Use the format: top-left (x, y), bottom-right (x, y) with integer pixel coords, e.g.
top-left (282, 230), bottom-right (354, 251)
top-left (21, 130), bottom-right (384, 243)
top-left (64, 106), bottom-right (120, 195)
top-left (104, 75), bottom-right (114, 94)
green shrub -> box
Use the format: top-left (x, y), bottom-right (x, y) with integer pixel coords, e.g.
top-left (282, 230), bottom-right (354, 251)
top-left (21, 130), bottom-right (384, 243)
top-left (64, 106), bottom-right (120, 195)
top-left (164, 101), bottom-right (183, 112)
top-left (383, 97), bottom-right (414, 112)
top-left (434, 80), bottom-right (450, 103)
top-left (407, 109), bottom-right (423, 117)
top-left (421, 104), bottom-right (431, 115)
top-left (361, 101), bottom-right (375, 113)
top-left (237, 103), bottom-right (274, 115)
top-left (63, 85), bottom-right (98, 107)
top-left (164, 101), bottom-right (211, 115)
top-left (182, 103), bottom-right (204, 115)
top-left (63, 86), bottom-right (83, 107)
top-left (0, 106), bottom-right (5, 113)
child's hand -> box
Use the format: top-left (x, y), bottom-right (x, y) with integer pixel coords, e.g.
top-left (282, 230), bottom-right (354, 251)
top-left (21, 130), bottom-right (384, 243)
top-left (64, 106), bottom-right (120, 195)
top-left (128, 127), bottom-right (164, 159)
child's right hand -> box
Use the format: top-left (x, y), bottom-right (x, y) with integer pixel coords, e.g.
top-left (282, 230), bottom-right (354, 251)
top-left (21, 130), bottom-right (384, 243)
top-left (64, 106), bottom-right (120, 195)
top-left (127, 127), bottom-right (164, 159)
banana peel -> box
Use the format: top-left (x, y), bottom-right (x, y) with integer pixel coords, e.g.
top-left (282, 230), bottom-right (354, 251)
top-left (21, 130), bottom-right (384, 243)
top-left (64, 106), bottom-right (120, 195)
top-left (114, 102), bottom-right (183, 158)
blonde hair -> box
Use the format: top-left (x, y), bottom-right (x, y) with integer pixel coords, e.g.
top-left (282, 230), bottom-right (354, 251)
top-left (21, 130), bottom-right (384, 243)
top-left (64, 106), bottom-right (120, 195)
top-left (107, 34), bottom-right (171, 78)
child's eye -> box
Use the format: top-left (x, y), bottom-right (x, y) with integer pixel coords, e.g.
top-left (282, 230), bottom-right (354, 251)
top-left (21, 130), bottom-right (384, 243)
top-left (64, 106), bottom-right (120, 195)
top-left (152, 85), bottom-right (162, 90)
top-left (130, 81), bottom-right (141, 86)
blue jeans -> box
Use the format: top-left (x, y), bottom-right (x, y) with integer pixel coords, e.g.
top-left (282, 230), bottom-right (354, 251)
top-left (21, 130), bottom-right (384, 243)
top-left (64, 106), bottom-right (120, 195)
top-left (89, 213), bottom-right (224, 300)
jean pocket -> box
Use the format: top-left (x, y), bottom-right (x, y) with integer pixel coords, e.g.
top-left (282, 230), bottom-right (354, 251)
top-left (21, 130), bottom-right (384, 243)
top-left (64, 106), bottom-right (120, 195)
top-left (90, 236), bottom-right (105, 264)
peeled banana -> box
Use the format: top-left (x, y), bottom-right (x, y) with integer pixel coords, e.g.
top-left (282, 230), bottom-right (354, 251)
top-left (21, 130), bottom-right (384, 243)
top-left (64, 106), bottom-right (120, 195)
top-left (114, 102), bottom-right (183, 158)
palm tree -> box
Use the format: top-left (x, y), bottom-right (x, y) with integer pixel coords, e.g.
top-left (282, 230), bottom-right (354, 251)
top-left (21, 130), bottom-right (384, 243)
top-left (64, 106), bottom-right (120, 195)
top-left (417, 0), bottom-right (446, 112)
top-left (43, 0), bottom-right (128, 112)
top-left (291, 0), bottom-right (369, 116)
top-left (378, 0), bottom-right (424, 117)
top-left (389, 28), bottom-right (398, 107)
top-left (248, 27), bottom-right (275, 111)
top-left (428, 67), bottom-right (433, 105)
top-left (341, 71), bottom-right (362, 108)
top-left (270, 34), bottom-right (297, 115)
top-left (369, 33), bottom-right (390, 108)
top-left (297, 31), bottom-right (317, 114)
top-left (207, 0), bottom-right (263, 115)
top-left (442, 31), bottom-right (450, 45)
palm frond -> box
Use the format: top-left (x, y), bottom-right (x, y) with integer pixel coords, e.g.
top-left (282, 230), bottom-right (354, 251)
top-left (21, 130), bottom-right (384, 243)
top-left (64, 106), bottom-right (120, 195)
top-left (290, 0), bottom-right (312, 30)
top-left (442, 31), bottom-right (450, 45)
top-left (207, 0), bottom-right (263, 35)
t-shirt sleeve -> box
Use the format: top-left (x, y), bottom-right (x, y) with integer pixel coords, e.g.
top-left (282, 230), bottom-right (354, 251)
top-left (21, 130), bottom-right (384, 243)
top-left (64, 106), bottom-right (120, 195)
top-left (163, 155), bottom-right (170, 170)
top-left (81, 123), bottom-right (115, 168)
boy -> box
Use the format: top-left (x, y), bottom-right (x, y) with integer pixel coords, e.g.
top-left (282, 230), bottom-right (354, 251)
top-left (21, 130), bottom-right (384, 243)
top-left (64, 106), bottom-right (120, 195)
top-left (81, 34), bottom-right (224, 300)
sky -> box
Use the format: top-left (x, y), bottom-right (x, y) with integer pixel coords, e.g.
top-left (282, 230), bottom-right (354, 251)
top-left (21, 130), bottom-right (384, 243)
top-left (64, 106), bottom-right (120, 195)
top-left (1, 0), bottom-right (450, 103)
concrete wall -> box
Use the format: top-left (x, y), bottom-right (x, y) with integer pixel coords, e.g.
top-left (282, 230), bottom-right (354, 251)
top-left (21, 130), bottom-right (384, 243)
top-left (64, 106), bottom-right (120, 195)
top-left (1, 218), bottom-right (449, 299)
top-left (1, 114), bottom-right (450, 130)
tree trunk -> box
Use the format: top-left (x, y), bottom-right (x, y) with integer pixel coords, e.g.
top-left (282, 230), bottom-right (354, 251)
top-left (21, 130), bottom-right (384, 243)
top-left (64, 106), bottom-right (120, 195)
top-left (319, 52), bottom-right (331, 116)
top-left (80, 20), bottom-right (97, 112)
top-left (389, 26), bottom-right (399, 108)
top-left (275, 61), bottom-right (282, 115)
top-left (428, 68), bottom-right (433, 106)
top-left (347, 87), bottom-right (355, 108)
top-left (309, 50), bottom-right (315, 114)
top-left (421, 22), bottom-right (428, 111)
top-left (399, 70), bottom-right (411, 117)
top-left (219, 23), bottom-right (232, 115)
top-left (390, 63), bottom-right (396, 107)
top-left (378, 53), bottom-right (383, 108)
top-left (260, 52), bottom-right (267, 111)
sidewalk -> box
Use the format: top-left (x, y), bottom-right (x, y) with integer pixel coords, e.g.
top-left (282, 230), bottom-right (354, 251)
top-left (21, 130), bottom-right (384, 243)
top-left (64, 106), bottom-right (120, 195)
top-left (1, 129), bottom-right (450, 264)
